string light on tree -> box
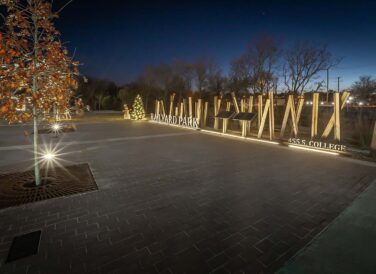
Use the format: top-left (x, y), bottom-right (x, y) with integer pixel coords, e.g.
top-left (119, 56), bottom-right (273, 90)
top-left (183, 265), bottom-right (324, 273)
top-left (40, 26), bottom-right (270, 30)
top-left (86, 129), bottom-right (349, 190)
top-left (130, 94), bottom-right (145, 120)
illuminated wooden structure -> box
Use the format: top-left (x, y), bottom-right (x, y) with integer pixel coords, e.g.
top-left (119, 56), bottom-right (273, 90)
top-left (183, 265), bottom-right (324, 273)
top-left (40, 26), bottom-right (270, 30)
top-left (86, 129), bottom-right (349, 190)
top-left (188, 97), bottom-right (193, 117)
top-left (213, 96), bottom-right (222, 130)
top-left (203, 102), bottom-right (208, 127)
top-left (169, 93), bottom-right (175, 115)
top-left (257, 92), bottom-right (275, 140)
top-left (322, 92), bottom-right (350, 141)
top-left (152, 92), bottom-right (363, 153)
top-left (371, 122), bottom-right (376, 152)
top-left (280, 95), bottom-right (304, 138)
top-left (311, 93), bottom-right (319, 138)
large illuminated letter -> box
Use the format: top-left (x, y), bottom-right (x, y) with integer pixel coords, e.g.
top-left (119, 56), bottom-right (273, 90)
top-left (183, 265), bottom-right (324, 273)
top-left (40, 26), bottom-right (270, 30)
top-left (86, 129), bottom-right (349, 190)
top-left (169, 93), bottom-right (175, 116)
top-left (321, 92), bottom-right (350, 141)
top-left (160, 100), bottom-right (166, 115)
top-left (213, 96), bottom-right (222, 130)
top-left (311, 93), bottom-right (319, 138)
top-left (257, 92), bottom-right (275, 140)
top-left (371, 122), bottom-right (376, 151)
top-left (280, 95), bottom-right (304, 138)
top-left (203, 101), bottom-right (208, 127)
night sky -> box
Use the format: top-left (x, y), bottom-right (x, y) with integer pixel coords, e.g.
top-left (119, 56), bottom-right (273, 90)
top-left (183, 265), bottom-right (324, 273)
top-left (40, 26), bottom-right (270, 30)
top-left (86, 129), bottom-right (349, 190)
top-left (56, 0), bottom-right (376, 89)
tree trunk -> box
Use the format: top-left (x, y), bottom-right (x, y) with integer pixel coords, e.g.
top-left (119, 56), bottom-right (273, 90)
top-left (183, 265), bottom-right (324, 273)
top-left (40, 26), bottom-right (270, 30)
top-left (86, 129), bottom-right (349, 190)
top-left (33, 105), bottom-right (41, 186)
top-left (33, 14), bottom-right (41, 186)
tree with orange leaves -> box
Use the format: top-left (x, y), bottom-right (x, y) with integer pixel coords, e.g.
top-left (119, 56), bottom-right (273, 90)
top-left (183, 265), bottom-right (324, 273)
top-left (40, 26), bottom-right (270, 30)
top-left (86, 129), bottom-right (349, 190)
top-left (0, 0), bottom-right (79, 185)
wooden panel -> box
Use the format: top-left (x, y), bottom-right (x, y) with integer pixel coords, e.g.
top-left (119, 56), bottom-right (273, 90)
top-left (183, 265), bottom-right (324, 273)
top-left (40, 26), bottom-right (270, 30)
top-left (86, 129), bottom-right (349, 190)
top-left (196, 99), bottom-right (202, 125)
top-left (231, 92), bottom-right (240, 113)
top-left (226, 101), bottom-right (231, 111)
top-left (203, 102), bottom-right (208, 127)
top-left (160, 100), bottom-right (166, 115)
top-left (179, 102), bottom-right (184, 118)
top-left (334, 92), bottom-right (341, 141)
top-left (258, 95), bottom-right (263, 128)
top-left (183, 99), bottom-right (187, 117)
top-left (214, 96), bottom-right (219, 129)
top-left (247, 96), bottom-right (254, 133)
top-left (311, 93), bottom-right (319, 138)
top-left (371, 122), bottom-right (376, 151)
top-left (280, 95), bottom-right (293, 138)
top-left (169, 94), bottom-right (175, 115)
top-left (268, 92), bottom-right (275, 140)
top-left (257, 99), bottom-right (270, 139)
top-left (290, 97), bottom-right (304, 136)
top-left (322, 92), bottom-right (350, 138)
top-left (248, 96), bottom-right (253, 113)
top-left (155, 100), bottom-right (159, 115)
top-left (188, 97), bottom-right (193, 117)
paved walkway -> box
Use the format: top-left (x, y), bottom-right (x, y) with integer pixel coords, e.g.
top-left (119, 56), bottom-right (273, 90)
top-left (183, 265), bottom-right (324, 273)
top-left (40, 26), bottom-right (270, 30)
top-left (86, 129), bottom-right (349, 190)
top-left (277, 180), bottom-right (376, 274)
top-left (0, 116), bottom-right (374, 273)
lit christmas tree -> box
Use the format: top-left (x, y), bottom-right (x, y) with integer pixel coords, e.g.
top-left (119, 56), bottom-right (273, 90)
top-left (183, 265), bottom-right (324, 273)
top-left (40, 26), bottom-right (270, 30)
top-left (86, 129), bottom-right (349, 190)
top-left (130, 94), bottom-right (145, 120)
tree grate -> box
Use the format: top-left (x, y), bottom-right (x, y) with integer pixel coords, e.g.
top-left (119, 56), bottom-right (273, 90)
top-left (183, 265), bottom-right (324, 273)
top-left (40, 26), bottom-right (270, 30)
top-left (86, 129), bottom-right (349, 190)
top-left (0, 164), bottom-right (97, 210)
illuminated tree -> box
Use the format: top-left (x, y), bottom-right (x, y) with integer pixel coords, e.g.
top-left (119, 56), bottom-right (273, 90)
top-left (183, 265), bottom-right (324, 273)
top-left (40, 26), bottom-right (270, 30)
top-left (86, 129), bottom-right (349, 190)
top-left (0, 0), bottom-right (79, 185)
top-left (130, 94), bottom-right (145, 120)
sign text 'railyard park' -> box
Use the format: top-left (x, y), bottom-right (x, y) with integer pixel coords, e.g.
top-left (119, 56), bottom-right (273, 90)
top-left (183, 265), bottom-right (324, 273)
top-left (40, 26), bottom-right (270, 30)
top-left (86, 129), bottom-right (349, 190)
top-left (150, 114), bottom-right (199, 129)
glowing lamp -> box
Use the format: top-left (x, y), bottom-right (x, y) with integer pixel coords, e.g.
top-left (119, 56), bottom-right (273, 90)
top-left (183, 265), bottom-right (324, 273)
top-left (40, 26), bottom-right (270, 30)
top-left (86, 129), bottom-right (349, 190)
top-left (51, 123), bottom-right (61, 131)
top-left (42, 152), bottom-right (56, 161)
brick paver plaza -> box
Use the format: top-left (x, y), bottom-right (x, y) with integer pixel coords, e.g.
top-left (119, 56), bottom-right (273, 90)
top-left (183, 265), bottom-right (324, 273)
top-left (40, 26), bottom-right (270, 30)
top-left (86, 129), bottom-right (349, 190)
top-left (0, 114), bottom-right (375, 273)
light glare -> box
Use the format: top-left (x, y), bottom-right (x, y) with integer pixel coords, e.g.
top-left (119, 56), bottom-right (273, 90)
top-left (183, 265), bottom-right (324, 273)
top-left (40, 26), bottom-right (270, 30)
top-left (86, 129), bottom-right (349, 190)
top-left (43, 152), bottom-right (56, 161)
top-left (52, 123), bottom-right (61, 131)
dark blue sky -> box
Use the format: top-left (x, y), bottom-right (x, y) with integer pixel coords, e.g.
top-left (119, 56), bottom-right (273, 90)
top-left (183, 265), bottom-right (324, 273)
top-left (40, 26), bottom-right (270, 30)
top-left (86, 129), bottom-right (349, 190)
top-left (56, 0), bottom-right (376, 89)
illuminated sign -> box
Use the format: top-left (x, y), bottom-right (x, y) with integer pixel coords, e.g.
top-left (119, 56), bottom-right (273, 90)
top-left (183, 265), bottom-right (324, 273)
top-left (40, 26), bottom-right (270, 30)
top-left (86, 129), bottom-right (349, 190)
top-left (288, 138), bottom-right (346, 152)
top-left (150, 113), bottom-right (199, 129)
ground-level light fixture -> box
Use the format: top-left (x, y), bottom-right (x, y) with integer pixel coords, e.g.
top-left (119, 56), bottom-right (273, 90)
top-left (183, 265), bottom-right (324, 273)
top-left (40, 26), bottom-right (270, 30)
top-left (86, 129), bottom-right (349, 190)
top-left (42, 151), bottom-right (56, 161)
top-left (51, 123), bottom-right (61, 132)
top-left (288, 144), bottom-right (339, 156)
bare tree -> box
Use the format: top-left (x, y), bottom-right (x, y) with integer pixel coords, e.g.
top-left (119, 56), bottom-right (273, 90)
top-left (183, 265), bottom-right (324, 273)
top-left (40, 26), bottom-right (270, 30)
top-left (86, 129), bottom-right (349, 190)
top-left (192, 58), bottom-right (225, 96)
top-left (283, 42), bottom-right (339, 94)
top-left (207, 61), bottom-right (226, 95)
top-left (139, 64), bottom-right (171, 107)
top-left (229, 55), bottom-right (251, 94)
top-left (170, 59), bottom-right (193, 100)
top-left (229, 35), bottom-right (281, 94)
top-left (192, 58), bottom-right (208, 96)
top-left (351, 75), bottom-right (376, 101)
